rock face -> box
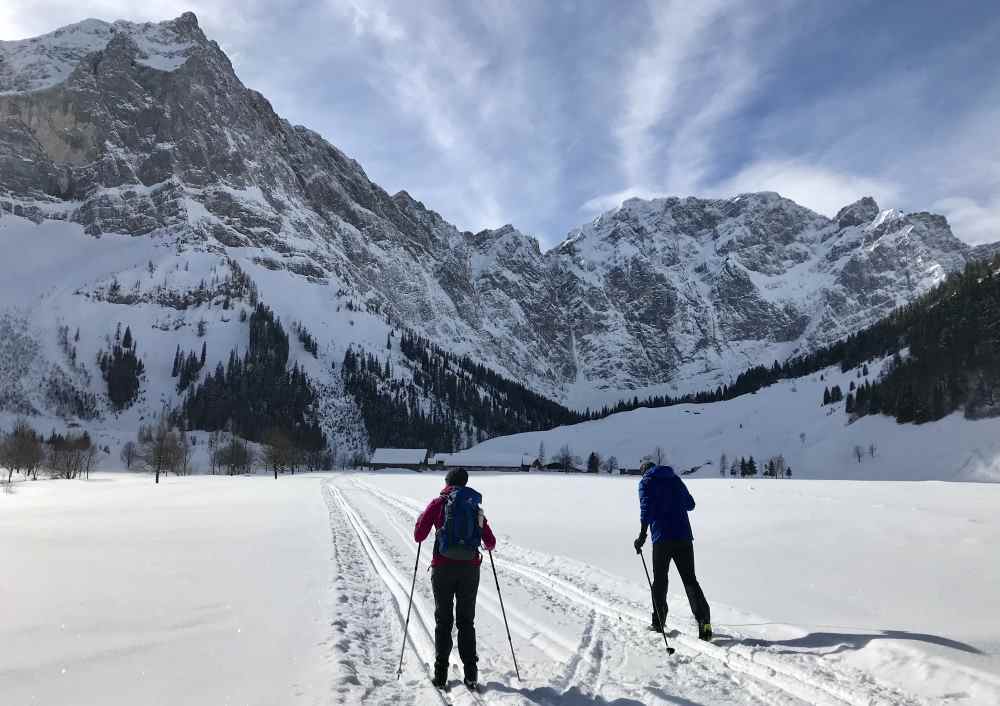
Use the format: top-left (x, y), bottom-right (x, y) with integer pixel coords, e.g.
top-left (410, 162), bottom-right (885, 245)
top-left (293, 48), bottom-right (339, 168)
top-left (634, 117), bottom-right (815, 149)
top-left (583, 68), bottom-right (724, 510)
top-left (971, 241), bottom-right (1000, 262)
top-left (545, 195), bottom-right (972, 401)
top-left (0, 14), bottom-right (974, 415)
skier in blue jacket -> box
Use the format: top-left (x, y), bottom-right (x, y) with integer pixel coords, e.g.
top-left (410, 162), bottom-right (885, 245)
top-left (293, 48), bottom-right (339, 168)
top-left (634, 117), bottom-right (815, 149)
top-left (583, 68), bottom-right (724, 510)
top-left (634, 461), bottom-right (712, 640)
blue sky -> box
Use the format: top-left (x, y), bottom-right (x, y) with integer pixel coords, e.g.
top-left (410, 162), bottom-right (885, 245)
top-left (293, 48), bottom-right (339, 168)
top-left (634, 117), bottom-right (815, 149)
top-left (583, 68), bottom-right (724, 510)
top-left (3, 0), bottom-right (999, 247)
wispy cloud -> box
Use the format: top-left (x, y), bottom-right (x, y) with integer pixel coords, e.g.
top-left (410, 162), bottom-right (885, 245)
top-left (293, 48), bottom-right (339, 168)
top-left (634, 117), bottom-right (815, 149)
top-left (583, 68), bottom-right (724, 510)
top-left (2, 1), bottom-right (998, 247)
top-left (592, 1), bottom-right (786, 213)
top-left (712, 160), bottom-right (902, 218)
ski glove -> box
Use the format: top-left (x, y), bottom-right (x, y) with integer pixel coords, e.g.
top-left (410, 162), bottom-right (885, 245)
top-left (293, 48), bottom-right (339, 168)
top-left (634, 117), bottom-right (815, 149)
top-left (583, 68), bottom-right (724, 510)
top-left (634, 533), bottom-right (646, 553)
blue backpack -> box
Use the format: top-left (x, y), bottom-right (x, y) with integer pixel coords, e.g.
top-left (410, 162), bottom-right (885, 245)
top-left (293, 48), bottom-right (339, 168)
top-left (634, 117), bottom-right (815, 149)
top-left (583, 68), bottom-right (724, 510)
top-left (437, 487), bottom-right (483, 560)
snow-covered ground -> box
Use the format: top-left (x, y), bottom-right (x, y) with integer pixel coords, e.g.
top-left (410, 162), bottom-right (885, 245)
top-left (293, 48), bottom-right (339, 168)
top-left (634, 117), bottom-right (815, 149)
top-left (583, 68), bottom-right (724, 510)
top-left (448, 359), bottom-right (1000, 482)
top-left (3, 470), bottom-right (998, 705)
top-left (0, 472), bottom-right (333, 706)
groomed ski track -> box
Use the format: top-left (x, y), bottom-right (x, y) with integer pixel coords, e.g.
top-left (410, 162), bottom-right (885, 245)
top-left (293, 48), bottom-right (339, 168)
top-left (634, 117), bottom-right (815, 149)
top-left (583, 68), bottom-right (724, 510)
top-left (323, 476), bottom-right (925, 705)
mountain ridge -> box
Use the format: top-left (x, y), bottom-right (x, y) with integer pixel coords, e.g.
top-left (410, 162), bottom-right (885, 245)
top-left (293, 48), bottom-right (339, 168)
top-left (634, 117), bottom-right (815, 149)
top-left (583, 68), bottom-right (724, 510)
top-left (0, 13), bottom-right (994, 452)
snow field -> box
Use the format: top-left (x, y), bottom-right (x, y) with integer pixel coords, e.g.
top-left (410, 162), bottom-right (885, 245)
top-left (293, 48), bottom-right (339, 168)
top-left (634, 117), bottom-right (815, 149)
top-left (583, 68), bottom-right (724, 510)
top-left (2, 469), bottom-right (998, 704)
top-left (0, 473), bottom-right (333, 706)
top-left (448, 358), bottom-right (1000, 482)
top-left (358, 472), bottom-right (1000, 705)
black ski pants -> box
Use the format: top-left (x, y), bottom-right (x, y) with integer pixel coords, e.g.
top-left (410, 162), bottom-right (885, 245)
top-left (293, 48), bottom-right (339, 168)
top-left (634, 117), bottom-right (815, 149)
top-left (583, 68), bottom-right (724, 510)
top-left (431, 562), bottom-right (480, 670)
top-left (651, 540), bottom-right (711, 626)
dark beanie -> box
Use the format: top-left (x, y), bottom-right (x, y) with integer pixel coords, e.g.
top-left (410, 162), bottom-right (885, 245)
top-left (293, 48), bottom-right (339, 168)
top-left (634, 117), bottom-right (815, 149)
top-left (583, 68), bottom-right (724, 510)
top-left (445, 468), bottom-right (468, 487)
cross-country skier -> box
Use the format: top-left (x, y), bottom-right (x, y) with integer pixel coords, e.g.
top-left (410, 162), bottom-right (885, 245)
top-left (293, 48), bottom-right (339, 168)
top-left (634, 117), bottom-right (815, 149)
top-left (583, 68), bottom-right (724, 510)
top-left (633, 460), bottom-right (713, 641)
top-left (414, 468), bottom-right (496, 691)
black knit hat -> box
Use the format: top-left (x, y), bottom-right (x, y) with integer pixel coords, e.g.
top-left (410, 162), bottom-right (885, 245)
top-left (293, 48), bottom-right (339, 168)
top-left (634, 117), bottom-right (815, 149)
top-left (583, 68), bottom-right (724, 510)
top-left (445, 468), bottom-right (468, 487)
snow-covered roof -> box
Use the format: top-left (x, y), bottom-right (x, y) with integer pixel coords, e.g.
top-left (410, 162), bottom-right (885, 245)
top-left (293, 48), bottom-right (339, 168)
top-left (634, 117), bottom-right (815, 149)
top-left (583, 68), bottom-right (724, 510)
top-left (370, 448), bottom-right (428, 465)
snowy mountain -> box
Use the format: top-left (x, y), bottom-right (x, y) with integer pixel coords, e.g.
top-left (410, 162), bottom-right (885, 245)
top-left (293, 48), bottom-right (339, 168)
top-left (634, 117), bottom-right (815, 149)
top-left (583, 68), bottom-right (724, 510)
top-left (972, 240), bottom-right (1000, 262)
top-left (0, 12), bottom-right (979, 451)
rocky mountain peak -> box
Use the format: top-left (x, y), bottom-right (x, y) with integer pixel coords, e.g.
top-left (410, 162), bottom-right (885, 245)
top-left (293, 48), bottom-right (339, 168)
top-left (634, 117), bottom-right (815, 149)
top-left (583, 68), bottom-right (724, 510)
top-left (835, 196), bottom-right (880, 228)
top-left (0, 13), bottom-right (979, 424)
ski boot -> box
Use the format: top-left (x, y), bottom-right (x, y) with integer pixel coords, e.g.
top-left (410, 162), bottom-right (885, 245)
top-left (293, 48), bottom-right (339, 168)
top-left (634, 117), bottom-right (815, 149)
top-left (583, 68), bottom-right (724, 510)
top-left (463, 662), bottom-right (479, 692)
top-left (698, 622), bottom-right (713, 642)
top-left (431, 662), bottom-right (449, 690)
top-left (648, 610), bottom-right (667, 633)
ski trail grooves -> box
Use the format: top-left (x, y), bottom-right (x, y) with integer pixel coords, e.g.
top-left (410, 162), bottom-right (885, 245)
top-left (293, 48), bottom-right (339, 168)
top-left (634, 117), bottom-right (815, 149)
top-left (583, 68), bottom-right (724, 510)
top-left (355, 478), bottom-right (923, 706)
top-left (322, 483), bottom-right (432, 705)
top-left (327, 484), bottom-right (485, 706)
top-left (350, 479), bottom-right (803, 704)
top-left (365, 485), bottom-right (586, 662)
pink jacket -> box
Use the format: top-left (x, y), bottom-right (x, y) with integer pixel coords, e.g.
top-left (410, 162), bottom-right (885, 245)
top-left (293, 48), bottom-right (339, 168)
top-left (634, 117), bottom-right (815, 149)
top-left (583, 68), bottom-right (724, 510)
top-left (414, 486), bottom-right (497, 566)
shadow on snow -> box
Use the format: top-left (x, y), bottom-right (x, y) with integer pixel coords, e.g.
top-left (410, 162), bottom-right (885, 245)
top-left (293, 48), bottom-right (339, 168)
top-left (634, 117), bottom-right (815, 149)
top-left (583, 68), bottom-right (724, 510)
top-left (484, 683), bottom-right (651, 705)
top-left (714, 628), bottom-right (983, 656)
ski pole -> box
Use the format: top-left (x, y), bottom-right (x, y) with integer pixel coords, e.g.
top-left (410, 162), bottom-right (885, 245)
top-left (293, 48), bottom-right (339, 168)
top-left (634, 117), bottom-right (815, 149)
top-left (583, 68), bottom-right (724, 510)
top-left (397, 541), bottom-right (422, 680)
top-left (488, 550), bottom-right (521, 680)
top-left (639, 549), bottom-right (675, 656)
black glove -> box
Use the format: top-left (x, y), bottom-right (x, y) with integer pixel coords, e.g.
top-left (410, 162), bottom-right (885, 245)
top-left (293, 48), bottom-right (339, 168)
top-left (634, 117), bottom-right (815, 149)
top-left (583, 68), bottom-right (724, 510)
top-left (634, 533), bottom-right (646, 554)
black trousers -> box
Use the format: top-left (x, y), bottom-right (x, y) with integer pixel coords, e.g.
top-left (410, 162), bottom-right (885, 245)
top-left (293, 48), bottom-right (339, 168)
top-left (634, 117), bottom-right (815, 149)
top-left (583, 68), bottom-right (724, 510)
top-left (651, 540), bottom-right (711, 625)
top-left (431, 562), bottom-right (480, 670)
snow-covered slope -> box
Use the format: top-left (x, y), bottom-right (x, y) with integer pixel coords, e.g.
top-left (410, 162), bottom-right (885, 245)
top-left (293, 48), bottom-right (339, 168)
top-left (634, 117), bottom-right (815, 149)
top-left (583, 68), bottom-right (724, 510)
top-left (551, 194), bottom-right (970, 408)
top-left (0, 12), bottom-right (977, 450)
top-left (0, 15), bottom-right (200, 95)
top-left (448, 357), bottom-right (1000, 482)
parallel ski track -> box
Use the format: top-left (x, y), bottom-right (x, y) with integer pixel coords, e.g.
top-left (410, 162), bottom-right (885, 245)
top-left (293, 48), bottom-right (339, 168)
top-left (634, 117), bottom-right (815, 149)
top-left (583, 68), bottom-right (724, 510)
top-left (335, 480), bottom-right (777, 705)
top-left (327, 484), bottom-right (490, 706)
top-left (346, 479), bottom-right (797, 705)
top-left (355, 477), bottom-right (925, 706)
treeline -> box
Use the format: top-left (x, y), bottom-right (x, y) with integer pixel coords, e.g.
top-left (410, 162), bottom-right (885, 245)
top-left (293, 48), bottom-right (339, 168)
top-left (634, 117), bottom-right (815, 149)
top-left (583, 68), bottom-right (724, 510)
top-left (398, 331), bottom-right (582, 432)
top-left (718, 452), bottom-right (792, 478)
top-left (343, 331), bottom-right (586, 452)
top-left (97, 325), bottom-right (144, 411)
top-left (848, 257), bottom-right (1000, 423)
top-left (178, 304), bottom-right (328, 456)
top-left (342, 347), bottom-right (461, 451)
top-left (172, 343), bottom-right (207, 392)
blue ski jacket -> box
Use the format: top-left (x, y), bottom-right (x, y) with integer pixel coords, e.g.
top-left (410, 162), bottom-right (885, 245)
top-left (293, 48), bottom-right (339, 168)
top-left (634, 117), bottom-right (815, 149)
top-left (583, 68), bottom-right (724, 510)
top-left (638, 465), bottom-right (696, 542)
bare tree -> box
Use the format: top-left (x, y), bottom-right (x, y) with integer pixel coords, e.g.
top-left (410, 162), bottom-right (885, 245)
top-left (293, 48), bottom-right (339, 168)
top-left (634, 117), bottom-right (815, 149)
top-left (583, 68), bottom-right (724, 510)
top-left (799, 432), bottom-right (806, 446)
top-left (651, 446), bottom-right (666, 465)
top-left (208, 430), bottom-right (222, 475)
top-left (601, 455), bottom-right (618, 474)
top-left (555, 444), bottom-right (576, 472)
top-left (177, 429), bottom-right (193, 476)
top-left (81, 444), bottom-right (98, 479)
top-left (215, 436), bottom-right (256, 475)
top-left (537, 441), bottom-right (546, 466)
top-left (853, 444), bottom-right (864, 464)
top-left (120, 441), bottom-right (137, 470)
top-left (47, 431), bottom-right (91, 479)
top-left (0, 431), bottom-right (13, 485)
top-left (137, 418), bottom-right (181, 483)
top-left (719, 452), bottom-right (728, 477)
top-left (2, 420), bottom-right (44, 484)
top-left (264, 428), bottom-right (291, 479)
top-left (868, 443), bottom-right (877, 458)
